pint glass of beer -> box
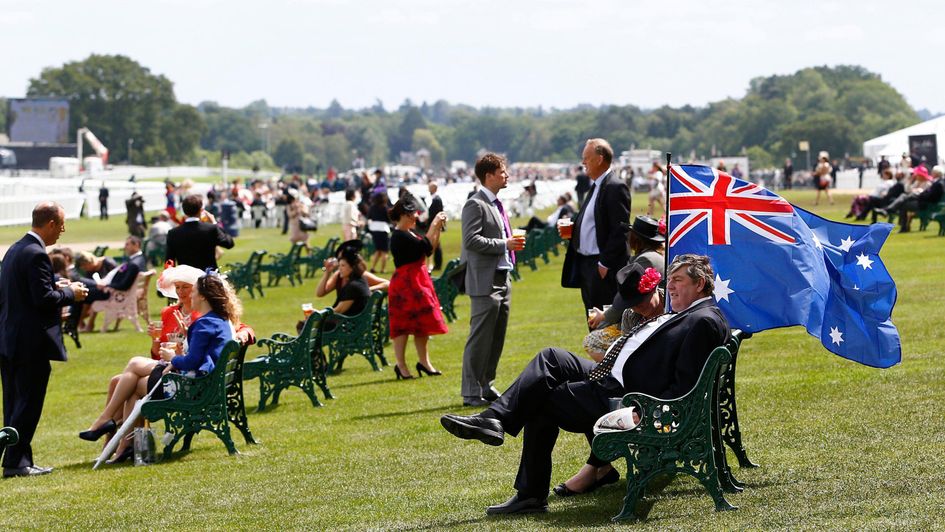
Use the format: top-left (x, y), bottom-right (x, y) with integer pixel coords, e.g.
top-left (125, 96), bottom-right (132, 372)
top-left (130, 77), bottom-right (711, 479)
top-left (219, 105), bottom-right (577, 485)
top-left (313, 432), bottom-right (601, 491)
top-left (557, 218), bottom-right (573, 239)
top-left (301, 303), bottom-right (314, 318)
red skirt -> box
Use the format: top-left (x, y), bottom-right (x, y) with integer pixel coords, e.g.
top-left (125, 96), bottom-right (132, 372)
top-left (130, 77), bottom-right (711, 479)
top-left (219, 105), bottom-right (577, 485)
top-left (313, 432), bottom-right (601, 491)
top-left (388, 259), bottom-right (448, 338)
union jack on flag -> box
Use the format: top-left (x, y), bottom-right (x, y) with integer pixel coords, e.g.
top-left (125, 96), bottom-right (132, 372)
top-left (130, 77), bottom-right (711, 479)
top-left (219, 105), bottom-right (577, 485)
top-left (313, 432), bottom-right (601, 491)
top-left (668, 165), bottom-right (795, 247)
top-left (667, 164), bottom-right (901, 369)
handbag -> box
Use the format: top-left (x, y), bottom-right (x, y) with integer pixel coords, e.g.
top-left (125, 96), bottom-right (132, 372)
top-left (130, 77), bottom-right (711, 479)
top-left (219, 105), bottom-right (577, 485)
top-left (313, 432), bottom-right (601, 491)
top-left (299, 217), bottom-right (318, 232)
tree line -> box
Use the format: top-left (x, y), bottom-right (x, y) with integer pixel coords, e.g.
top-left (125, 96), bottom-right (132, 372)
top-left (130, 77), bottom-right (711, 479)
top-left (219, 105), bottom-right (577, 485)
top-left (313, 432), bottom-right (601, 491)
top-left (19, 55), bottom-right (919, 172)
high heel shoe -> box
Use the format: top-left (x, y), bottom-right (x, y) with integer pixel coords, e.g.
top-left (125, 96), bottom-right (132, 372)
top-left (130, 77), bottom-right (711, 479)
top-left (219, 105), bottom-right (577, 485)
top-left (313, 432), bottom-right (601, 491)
top-left (416, 362), bottom-right (442, 377)
top-left (393, 366), bottom-right (415, 380)
top-left (78, 419), bottom-right (117, 442)
top-left (106, 445), bottom-right (134, 465)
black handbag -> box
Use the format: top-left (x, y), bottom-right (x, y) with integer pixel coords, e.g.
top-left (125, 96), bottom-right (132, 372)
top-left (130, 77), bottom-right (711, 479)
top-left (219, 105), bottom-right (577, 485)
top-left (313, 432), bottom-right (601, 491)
top-left (299, 217), bottom-right (318, 232)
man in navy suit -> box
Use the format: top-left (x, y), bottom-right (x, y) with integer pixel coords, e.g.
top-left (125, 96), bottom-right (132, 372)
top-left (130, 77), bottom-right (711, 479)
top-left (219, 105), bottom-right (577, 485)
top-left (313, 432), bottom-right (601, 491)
top-left (441, 255), bottom-right (729, 515)
top-left (0, 202), bottom-right (88, 477)
top-left (165, 194), bottom-right (235, 270)
top-left (560, 139), bottom-right (631, 317)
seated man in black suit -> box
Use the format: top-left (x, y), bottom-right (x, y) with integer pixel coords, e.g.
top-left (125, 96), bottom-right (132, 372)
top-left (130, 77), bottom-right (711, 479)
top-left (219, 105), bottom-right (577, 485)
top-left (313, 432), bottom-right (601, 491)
top-left (440, 254), bottom-right (730, 515)
top-left (165, 194), bottom-right (235, 271)
top-left (75, 236), bottom-right (147, 331)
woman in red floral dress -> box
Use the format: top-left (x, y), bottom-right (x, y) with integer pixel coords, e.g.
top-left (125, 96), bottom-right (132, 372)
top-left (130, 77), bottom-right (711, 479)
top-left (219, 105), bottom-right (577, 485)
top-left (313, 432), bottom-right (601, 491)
top-left (387, 194), bottom-right (448, 379)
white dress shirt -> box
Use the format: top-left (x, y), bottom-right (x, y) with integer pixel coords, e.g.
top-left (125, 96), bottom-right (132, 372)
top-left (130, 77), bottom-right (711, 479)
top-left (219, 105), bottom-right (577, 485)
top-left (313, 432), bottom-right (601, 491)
top-left (577, 168), bottom-right (611, 256)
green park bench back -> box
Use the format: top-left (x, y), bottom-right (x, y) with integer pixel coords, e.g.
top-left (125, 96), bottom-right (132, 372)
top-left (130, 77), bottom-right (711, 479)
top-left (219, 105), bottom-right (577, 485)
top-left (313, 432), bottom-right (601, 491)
top-left (591, 344), bottom-right (735, 521)
top-left (92, 245), bottom-right (108, 257)
top-left (303, 238), bottom-right (338, 278)
top-left (244, 309), bottom-right (334, 410)
top-left (432, 258), bottom-right (461, 323)
top-left (141, 340), bottom-right (257, 458)
top-left (262, 243), bottom-right (305, 287)
top-left (226, 250), bottom-right (268, 299)
top-left (323, 290), bottom-right (387, 373)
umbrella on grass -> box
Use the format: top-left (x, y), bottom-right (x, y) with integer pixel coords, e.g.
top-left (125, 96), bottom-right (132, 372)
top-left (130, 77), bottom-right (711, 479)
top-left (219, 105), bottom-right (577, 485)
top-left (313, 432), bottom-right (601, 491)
top-left (93, 379), bottom-right (164, 470)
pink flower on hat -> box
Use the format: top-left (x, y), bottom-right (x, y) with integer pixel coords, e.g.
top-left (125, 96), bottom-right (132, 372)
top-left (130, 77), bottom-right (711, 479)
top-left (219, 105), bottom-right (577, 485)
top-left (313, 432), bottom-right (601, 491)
top-left (638, 267), bottom-right (662, 294)
top-left (657, 216), bottom-right (667, 236)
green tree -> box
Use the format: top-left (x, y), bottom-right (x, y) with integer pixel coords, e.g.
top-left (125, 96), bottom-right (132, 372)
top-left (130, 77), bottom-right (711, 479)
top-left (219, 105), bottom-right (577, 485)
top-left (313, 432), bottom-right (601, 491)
top-left (274, 138), bottom-right (304, 170)
top-left (411, 128), bottom-right (446, 165)
top-left (27, 54), bottom-right (201, 164)
top-left (322, 133), bottom-right (351, 168)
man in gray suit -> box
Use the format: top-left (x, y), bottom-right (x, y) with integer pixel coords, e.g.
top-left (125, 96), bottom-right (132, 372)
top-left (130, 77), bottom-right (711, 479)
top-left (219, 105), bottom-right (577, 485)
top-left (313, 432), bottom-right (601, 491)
top-left (460, 153), bottom-right (525, 407)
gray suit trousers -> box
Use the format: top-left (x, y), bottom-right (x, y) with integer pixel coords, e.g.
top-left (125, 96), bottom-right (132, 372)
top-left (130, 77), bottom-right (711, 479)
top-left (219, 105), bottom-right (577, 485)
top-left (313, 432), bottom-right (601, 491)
top-left (461, 272), bottom-right (511, 399)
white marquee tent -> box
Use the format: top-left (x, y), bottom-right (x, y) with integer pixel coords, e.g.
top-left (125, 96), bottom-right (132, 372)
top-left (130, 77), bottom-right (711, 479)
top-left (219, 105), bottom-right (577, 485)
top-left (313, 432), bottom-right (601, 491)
top-left (862, 115), bottom-right (945, 165)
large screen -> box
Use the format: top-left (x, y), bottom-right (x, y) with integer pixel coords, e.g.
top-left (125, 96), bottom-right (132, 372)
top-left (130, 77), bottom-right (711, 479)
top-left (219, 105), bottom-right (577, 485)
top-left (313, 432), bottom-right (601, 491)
top-left (7, 98), bottom-right (70, 143)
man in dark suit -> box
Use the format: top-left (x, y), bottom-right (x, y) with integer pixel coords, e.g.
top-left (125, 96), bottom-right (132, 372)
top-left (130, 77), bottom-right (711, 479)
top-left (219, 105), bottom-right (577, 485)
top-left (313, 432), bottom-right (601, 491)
top-left (895, 165), bottom-right (944, 233)
top-left (427, 182), bottom-right (444, 271)
top-left (459, 153), bottom-right (526, 407)
top-left (72, 236), bottom-right (147, 331)
top-left (561, 138), bottom-right (631, 316)
top-left (441, 255), bottom-right (730, 514)
top-left (165, 194), bottom-right (235, 270)
top-left (0, 202), bottom-right (88, 477)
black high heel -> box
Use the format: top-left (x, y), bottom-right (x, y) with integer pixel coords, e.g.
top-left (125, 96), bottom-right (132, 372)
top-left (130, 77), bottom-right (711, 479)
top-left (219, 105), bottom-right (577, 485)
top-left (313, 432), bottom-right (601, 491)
top-left (393, 366), bottom-right (414, 380)
top-left (106, 445), bottom-right (134, 465)
top-left (78, 419), bottom-right (117, 442)
top-left (416, 362), bottom-right (442, 377)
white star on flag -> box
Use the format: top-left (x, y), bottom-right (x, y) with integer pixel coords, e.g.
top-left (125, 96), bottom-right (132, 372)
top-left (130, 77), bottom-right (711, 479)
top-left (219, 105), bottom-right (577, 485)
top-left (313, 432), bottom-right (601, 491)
top-left (714, 274), bottom-right (734, 302)
top-left (853, 285), bottom-right (860, 291)
top-left (829, 326), bottom-right (844, 345)
top-left (855, 253), bottom-right (874, 270)
top-left (811, 233), bottom-right (823, 249)
top-left (838, 236), bottom-right (854, 252)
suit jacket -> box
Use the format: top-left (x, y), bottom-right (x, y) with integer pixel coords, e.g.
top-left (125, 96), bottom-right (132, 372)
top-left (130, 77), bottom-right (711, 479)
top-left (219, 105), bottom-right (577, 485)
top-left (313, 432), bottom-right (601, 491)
top-left (918, 179), bottom-right (944, 208)
top-left (165, 221), bottom-right (235, 271)
top-left (428, 194), bottom-right (444, 221)
top-left (109, 253), bottom-right (146, 292)
top-left (561, 169), bottom-right (631, 288)
top-left (615, 299), bottom-right (730, 399)
top-left (460, 189), bottom-right (508, 297)
top-left (0, 234), bottom-right (75, 362)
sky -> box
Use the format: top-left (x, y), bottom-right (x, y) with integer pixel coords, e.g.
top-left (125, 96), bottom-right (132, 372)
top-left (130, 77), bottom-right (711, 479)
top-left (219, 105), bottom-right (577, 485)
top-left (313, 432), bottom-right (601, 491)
top-left (2, 0), bottom-right (943, 114)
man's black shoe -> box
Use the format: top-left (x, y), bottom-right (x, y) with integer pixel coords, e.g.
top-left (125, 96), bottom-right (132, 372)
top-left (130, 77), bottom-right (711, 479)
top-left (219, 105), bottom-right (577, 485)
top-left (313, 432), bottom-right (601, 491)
top-left (440, 414), bottom-right (504, 446)
top-left (462, 397), bottom-right (490, 407)
top-left (482, 386), bottom-right (502, 402)
top-left (3, 465), bottom-right (53, 478)
top-left (486, 493), bottom-right (548, 515)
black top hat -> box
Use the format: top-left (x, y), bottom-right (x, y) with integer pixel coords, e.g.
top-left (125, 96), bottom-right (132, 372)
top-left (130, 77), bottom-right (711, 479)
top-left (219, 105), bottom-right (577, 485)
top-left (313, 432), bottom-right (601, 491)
top-left (616, 262), bottom-right (662, 306)
top-left (335, 239), bottom-right (363, 263)
top-left (624, 215), bottom-right (665, 243)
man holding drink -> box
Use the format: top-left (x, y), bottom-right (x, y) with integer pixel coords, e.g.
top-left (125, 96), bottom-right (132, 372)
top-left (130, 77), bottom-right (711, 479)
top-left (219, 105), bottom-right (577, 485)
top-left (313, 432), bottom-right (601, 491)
top-left (560, 139), bottom-right (631, 321)
top-left (459, 153), bottom-right (524, 407)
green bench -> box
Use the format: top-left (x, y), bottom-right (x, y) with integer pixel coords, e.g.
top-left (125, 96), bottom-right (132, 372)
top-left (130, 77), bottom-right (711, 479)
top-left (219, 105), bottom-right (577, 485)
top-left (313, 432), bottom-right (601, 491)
top-left (0, 426), bottom-right (18, 448)
top-left (323, 290), bottom-right (387, 373)
top-left (92, 245), bottom-right (108, 257)
top-left (244, 309), bottom-right (333, 410)
top-left (432, 258), bottom-right (461, 323)
top-left (303, 238), bottom-right (338, 279)
top-left (591, 343), bottom-right (737, 521)
top-left (935, 210), bottom-right (945, 237)
top-left (261, 242), bottom-right (305, 287)
top-left (141, 340), bottom-right (257, 458)
top-left (225, 250), bottom-right (268, 299)
top-left (369, 290), bottom-right (391, 368)
top-left (143, 237), bottom-right (167, 266)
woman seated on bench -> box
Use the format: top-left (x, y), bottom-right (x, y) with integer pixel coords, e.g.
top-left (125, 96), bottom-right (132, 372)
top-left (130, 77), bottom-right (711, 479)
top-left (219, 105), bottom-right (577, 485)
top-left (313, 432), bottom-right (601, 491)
top-left (78, 269), bottom-right (243, 463)
top-left (315, 239), bottom-right (385, 317)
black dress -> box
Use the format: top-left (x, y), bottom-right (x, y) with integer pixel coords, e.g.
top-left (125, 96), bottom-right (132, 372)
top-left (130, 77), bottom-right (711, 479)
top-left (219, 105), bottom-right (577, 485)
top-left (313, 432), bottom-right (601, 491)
top-left (367, 204), bottom-right (391, 252)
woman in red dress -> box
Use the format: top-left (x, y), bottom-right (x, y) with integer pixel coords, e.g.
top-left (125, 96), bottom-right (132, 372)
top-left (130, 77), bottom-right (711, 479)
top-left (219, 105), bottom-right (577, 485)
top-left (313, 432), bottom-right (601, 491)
top-left (387, 194), bottom-right (448, 379)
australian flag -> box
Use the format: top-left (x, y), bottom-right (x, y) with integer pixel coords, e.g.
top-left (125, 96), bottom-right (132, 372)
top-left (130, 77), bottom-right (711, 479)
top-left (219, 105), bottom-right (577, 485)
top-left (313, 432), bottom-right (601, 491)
top-left (667, 164), bottom-right (900, 368)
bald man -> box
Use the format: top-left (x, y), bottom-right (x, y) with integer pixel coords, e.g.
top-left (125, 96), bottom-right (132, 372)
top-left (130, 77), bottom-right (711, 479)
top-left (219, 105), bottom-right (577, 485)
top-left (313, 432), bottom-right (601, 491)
top-left (0, 202), bottom-right (87, 477)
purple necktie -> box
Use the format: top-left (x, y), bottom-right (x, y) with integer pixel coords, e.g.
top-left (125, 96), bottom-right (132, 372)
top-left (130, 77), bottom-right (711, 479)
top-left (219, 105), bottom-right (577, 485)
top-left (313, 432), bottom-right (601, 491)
top-left (494, 199), bottom-right (515, 265)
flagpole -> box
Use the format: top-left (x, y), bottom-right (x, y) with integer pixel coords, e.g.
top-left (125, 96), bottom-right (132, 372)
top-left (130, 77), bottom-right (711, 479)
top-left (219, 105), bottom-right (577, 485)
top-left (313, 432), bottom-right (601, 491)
top-left (664, 152), bottom-right (672, 313)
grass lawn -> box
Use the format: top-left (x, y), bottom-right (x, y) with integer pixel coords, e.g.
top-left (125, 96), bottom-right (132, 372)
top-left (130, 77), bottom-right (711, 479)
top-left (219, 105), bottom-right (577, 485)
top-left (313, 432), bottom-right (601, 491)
top-left (0, 190), bottom-right (943, 529)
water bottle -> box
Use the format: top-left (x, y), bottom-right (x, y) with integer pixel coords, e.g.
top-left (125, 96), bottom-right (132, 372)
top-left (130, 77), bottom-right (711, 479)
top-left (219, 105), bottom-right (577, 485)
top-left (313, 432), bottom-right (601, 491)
top-left (133, 427), bottom-right (157, 466)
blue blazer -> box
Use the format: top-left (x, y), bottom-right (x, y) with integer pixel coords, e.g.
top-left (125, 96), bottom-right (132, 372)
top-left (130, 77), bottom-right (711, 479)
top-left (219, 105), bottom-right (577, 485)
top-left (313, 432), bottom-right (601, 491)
top-left (171, 311), bottom-right (232, 374)
top-left (0, 234), bottom-right (76, 362)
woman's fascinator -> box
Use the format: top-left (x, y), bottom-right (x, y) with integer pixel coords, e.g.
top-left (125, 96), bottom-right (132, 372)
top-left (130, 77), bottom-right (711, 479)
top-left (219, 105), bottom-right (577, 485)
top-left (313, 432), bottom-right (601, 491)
top-left (335, 239), bottom-right (364, 265)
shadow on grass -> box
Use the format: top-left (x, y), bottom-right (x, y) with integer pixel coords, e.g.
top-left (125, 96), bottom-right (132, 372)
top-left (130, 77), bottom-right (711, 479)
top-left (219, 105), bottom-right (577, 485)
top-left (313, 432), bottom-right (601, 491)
top-left (350, 405), bottom-right (453, 421)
